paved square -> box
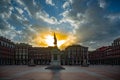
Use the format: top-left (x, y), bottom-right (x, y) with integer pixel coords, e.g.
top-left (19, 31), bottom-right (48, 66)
top-left (0, 65), bottom-right (120, 80)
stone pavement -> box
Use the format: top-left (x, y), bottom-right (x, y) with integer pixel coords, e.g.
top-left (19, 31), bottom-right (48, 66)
top-left (0, 65), bottom-right (120, 80)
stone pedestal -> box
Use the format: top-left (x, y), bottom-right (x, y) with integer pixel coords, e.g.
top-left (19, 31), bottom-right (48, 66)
top-left (28, 59), bottom-right (35, 66)
top-left (82, 59), bottom-right (88, 67)
top-left (51, 47), bottom-right (60, 66)
top-left (45, 47), bottom-right (65, 70)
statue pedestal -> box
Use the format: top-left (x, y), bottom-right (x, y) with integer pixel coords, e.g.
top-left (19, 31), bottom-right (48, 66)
top-left (82, 59), bottom-right (89, 67)
top-left (28, 59), bottom-right (36, 66)
top-left (51, 48), bottom-right (61, 66)
top-left (45, 47), bottom-right (65, 70)
top-left (51, 60), bottom-right (60, 66)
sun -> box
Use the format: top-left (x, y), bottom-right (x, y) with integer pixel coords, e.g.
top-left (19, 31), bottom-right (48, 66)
top-left (32, 31), bottom-right (77, 50)
top-left (45, 34), bottom-right (66, 48)
top-left (45, 35), bottom-right (54, 46)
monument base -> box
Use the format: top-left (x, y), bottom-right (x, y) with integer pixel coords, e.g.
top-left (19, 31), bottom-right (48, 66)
top-left (28, 59), bottom-right (36, 66)
top-left (81, 59), bottom-right (89, 67)
top-left (45, 65), bottom-right (65, 70)
top-left (50, 60), bottom-right (60, 66)
top-left (81, 64), bottom-right (89, 67)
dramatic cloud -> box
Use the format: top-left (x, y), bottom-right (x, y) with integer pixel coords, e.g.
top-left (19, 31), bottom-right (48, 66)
top-left (60, 0), bottom-right (120, 50)
top-left (0, 0), bottom-right (120, 50)
top-left (45, 0), bottom-right (55, 6)
top-left (35, 11), bottom-right (58, 24)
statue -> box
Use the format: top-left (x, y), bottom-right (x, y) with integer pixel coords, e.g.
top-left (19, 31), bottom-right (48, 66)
top-left (54, 33), bottom-right (57, 47)
top-left (45, 33), bottom-right (65, 69)
top-left (50, 33), bottom-right (61, 66)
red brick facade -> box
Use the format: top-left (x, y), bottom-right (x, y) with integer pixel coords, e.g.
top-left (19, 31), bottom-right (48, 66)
top-left (88, 38), bottom-right (120, 65)
top-left (0, 36), bottom-right (15, 65)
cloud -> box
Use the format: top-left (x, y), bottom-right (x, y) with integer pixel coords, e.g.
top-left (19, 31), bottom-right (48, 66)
top-left (63, 1), bottom-right (70, 9)
top-left (15, 7), bottom-right (23, 15)
top-left (33, 0), bottom-right (37, 6)
top-left (35, 10), bottom-right (58, 24)
top-left (45, 0), bottom-right (55, 6)
top-left (14, 0), bottom-right (35, 19)
top-left (99, 0), bottom-right (106, 8)
top-left (0, 0), bottom-right (32, 42)
top-left (0, 0), bottom-right (120, 50)
top-left (60, 0), bottom-right (120, 50)
top-left (0, 0), bottom-right (69, 45)
top-left (106, 13), bottom-right (120, 23)
top-left (62, 0), bottom-right (73, 9)
top-left (0, 19), bottom-right (18, 41)
top-left (0, 0), bottom-right (58, 43)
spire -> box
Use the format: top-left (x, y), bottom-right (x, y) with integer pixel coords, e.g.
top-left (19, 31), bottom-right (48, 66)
top-left (54, 32), bottom-right (57, 47)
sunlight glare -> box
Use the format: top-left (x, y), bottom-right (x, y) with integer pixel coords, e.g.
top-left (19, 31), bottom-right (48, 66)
top-left (45, 35), bottom-right (54, 46)
top-left (32, 31), bottom-right (77, 50)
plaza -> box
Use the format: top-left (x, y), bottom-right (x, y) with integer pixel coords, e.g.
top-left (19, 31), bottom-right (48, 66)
top-left (0, 65), bottom-right (120, 80)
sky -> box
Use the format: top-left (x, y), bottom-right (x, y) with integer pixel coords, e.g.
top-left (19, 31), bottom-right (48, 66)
top-left (0, 0), bottom-right (120, 50)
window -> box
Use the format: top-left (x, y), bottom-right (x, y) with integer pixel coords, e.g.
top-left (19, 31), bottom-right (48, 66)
top-left (1, 41), bottom-right (3, 46)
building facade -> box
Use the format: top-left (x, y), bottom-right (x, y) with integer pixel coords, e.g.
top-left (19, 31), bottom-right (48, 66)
top-left (88, 46), bottom-right (108, 65)
top-left (29, 47), bottom-right (52, 65)
top-left (62, 45), bottom-right (88, 65)
top-left (106, 38), bottom-right (120, 65)
top-left (1, 36), bottom-right (119, 65)
top-left (15, 43), bottom-right (32, 65)
top-left (0, 36), bottom-right (88, 65)
top-left (0, 36), bottom-right (15, 65)
top-left (88, 38), bottom-right (120, 65)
